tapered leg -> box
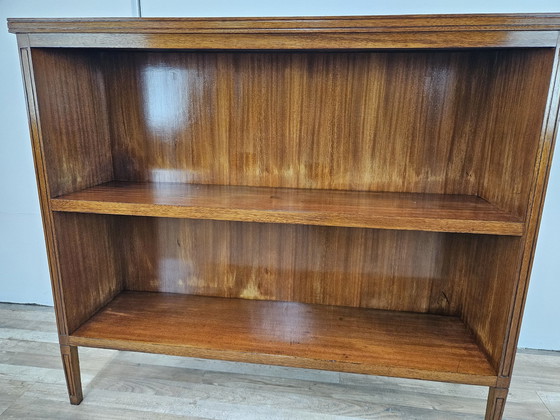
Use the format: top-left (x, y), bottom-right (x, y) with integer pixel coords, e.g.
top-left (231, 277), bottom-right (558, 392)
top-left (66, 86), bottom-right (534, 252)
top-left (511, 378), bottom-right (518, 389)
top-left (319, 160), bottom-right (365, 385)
top-left (485, 386), bottom-right (508, 420)
top-left (60, 344), bottom-right (83, 405)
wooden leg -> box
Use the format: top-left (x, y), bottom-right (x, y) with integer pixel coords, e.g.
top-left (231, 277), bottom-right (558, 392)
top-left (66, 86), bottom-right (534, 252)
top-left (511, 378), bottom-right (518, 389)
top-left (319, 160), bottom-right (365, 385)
top-left (485, 386), bottom-right (508, 420)
top-left (60, 344), bottom-right (83, 405)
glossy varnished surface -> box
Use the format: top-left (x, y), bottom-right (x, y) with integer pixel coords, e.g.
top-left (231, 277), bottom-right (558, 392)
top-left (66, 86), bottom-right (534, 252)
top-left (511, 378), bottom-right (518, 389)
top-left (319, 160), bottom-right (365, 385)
top-left (50, 215), bottom-right (517, 317)
top-left (102, 49), bottom-right (551, 222)
top-left (8, 15), bottom-right (560, 49)
top-left (31, 49), bottom-right (113, 197)
top-left (499, 45), bottom-right (560, 381)
top-left (113, 217), bottom-right (464, 313)
top-left (9, 14), bottom-right (560, 33)
top-left (453, 234), bottom-right (523, 370)
top-left (18, 32), bottom-right (560, 50)
top-left (52, 213), bottom-right (121, 333)
top-left (70, 291), bottom-right (497, 386)
top-left (27, 48), bottom-right (553, 219)
top-left (11, 14), bottom-right (560, 419)
top-left (51, 181), bottom-right (523, 235)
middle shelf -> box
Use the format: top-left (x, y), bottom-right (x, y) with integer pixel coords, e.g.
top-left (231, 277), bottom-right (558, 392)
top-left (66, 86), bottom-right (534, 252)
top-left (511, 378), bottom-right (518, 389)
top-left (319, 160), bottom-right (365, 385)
top-left (50, 181), bottom-right (524, 235)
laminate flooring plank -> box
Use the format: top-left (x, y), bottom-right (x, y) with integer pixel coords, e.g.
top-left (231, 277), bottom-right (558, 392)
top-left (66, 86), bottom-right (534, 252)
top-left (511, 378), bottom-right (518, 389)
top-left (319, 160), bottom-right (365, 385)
top-left (0, 384), bottom-right (205, 420)
top-left (537, 391), bottom-right (560, 418)
top-left (0, 304), bottom-right (56, 323)
top-left (340, 373), bottom-right (487, 398)
top-left (0, 379), bottom-right (30, 417)
top-left (0, 345), bottom-right (117, 379)
top-left (0, 350), bottom-right (65, 370)
top-left (0, 318), bottom-right (57, 332)
top-left (0, 339), bottom-right (114, 362)
top-left (509, 351), bottom-right (560, 391)
top-left (0, 328), bottom-right (57, 344)
top-left (87, 358), bottom-right (480, 419)
top-left (115, 352), bottom-right (342, 384)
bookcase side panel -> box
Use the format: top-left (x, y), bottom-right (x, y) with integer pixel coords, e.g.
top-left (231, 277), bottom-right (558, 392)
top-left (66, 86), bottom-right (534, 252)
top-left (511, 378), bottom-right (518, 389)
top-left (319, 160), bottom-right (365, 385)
top-left (499, 40), bottom-right (560, 378)
top-left (477, 48), bottom-right (555, 219)
top-left (31, 49), bottom-right (114, 198)
top-left (454, 236), bottom-right (523, 371)
top-left (17, 43), bottom-right (71, 336)
top-left (52, 213), bottom-right (123, 334)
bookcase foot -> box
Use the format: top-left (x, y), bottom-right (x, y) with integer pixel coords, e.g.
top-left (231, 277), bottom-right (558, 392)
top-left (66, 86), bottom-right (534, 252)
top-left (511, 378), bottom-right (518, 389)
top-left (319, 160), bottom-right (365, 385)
top-left (485, 386), bottom-right (508, 420)
top-left (60, 344), bottom-right (83, 405)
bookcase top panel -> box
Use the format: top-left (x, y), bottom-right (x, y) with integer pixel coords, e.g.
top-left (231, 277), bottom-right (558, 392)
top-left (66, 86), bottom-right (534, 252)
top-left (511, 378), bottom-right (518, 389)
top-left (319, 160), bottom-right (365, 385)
top-left (8, 14), bottom-right (560, 49)
top-left (8, 14), bottom-right (560, 33)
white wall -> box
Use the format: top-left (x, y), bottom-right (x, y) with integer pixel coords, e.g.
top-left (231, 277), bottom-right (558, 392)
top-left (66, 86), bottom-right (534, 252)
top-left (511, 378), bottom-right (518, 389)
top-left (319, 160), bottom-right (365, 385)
top-left (519, 149), bottom-right (560, 350)
top-left (0, 0), bottom-right (558, 349)
top-left (0, 0), bottom-right (135, 305)
top-left (141, 0), bottom-right (560, 16)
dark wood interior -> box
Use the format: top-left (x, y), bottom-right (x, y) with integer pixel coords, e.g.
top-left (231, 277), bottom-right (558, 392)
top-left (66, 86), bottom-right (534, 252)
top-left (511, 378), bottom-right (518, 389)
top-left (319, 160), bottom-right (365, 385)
top-left (32, 47), bottom-right (554, 375)
top-left (33, 48), bottom-right (553, 220)
top-left (70, 291), bottom-right (497, 386)
top-left (52, 212), bottom-right (522, 371)
top-left (50, 181), bottom-right (524, 235)
top-left (10, 15), bottom-right (560, 419)
top-left (32, 45), bottom-right (556, 383)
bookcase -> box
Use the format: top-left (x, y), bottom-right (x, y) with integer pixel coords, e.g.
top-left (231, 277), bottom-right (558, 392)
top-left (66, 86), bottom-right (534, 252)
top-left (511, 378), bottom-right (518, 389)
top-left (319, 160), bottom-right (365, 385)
top-left (8, 14), bottom-right (560, 419)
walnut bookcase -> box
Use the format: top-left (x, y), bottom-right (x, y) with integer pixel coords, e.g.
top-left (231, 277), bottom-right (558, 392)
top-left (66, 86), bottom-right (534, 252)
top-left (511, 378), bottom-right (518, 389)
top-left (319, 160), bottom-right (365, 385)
top-left (8, 15), bottom-right (560, 419)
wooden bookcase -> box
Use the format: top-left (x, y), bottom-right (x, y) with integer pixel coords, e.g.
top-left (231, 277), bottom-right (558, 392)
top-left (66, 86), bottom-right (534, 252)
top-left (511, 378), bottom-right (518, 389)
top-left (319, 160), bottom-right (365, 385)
top-left (8, 14), bottom-right (560, 419)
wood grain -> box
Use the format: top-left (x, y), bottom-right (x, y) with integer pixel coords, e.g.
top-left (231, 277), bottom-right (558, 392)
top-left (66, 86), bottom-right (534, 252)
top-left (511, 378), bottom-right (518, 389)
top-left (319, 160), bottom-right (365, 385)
top-left (10, 14), bottom-right (560, 419)
top-left (114, 217), bottom-right (460, 313)
top-left (457, 235), bottom-right (523, 371)
top-left (50, 181), bottom-right (523, 235)
top-left (52, 213), bottom-right (122, 334)
top-left (477, 48), bottom-right (554, 218)
top-left (59, 345), bottom-right (82, 405)
top-left (102, 49), bottom-right (551, 222)
top-left (8, 14), bottom-right (560, 33)
top-left (17, 47), bottom-right (72, 337)
top-left (497, 41), bottom-right (560, 380)
top-left (486, 387), bottom-right (509, 420)
top-left (70, 291), bottom-right (497, 386)
top-left (31, 49), bottom-right (113, 197)
top-left (110, 215), bottom-right (522, 359)
top-left (17, 31), bottom-right (560, 49)
top-left (7, 15), bottom-right (560, 49)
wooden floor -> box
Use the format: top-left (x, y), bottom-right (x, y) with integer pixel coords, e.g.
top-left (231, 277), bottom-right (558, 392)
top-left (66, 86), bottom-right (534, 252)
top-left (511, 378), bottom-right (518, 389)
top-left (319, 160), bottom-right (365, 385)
top-left (0, 303), bottom-right (559, 419)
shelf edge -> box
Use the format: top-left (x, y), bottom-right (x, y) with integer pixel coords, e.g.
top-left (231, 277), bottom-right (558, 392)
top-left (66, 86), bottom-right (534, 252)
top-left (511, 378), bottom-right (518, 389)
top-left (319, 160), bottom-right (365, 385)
top-left (50, 198), bottom-right (524, 236)
top-left (67, 335), bottom-right (498, 387)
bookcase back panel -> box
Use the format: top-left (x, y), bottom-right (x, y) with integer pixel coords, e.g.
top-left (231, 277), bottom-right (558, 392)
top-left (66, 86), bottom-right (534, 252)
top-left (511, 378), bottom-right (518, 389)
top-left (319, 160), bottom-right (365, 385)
top-left (110, 216), bottom-right (517, 318)
top-left (117, 217), bottom-right (452, 313)
top-left (30, 48), bottom-right (554, 219)
top-left (102, 49), bottom-right (552, 217)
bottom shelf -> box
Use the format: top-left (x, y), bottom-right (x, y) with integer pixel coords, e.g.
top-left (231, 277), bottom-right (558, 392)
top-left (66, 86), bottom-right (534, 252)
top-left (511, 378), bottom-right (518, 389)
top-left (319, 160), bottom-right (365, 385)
top-left (70, 291), bottom-right (497, 386)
